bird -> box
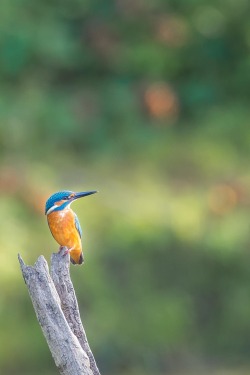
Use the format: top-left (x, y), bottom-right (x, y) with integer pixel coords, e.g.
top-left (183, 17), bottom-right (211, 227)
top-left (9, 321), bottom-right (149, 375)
top-left (45, 190), bottom-right (97, 265)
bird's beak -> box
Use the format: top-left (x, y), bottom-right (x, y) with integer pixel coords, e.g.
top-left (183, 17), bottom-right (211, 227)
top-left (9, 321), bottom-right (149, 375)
top-left (73, 190), bottom-right (98, 200)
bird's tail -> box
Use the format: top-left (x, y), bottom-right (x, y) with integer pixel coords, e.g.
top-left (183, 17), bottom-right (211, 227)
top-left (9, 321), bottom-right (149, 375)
top-left (70, 250), bottom-right (84, 265)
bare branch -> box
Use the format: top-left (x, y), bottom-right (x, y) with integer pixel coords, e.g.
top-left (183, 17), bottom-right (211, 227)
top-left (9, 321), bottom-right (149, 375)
top-left (51, 248), bottom-right (101, 375)
top-left (18, 253), bottom-right (99, 375)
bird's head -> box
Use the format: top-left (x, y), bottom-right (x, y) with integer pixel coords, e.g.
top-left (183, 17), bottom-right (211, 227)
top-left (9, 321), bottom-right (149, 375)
top-left (45, 190), bottom-right (97, 215)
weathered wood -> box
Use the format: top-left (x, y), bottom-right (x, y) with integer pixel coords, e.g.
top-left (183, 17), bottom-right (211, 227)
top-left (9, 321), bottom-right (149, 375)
top-left (18, 253), bottom-right (99, 375)
top-left (51, 248), bottom-right (101, 375)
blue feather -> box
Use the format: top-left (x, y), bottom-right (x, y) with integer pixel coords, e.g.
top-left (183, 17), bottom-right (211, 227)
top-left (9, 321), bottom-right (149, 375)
top-left (74, 213), bottom-right (82, 238)
top-left (45, 190), bottom-right (73, 214)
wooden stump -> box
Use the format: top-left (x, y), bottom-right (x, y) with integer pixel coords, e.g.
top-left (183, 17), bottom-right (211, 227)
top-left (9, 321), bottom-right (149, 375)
top-left (18, 249), bottom-right (100, 375)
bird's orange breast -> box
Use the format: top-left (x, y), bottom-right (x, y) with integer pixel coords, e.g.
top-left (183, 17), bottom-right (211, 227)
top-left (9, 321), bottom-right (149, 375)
top-left (47, 208), bottom-right (82, 263)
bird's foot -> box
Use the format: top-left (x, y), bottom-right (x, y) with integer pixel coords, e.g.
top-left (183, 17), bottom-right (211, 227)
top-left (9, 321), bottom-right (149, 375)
top-left (58, 246), bottom-right (70, 256)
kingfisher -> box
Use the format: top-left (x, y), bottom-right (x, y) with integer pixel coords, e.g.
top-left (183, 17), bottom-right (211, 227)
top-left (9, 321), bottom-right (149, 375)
top-left (45, 190), bottom-right (97, 265)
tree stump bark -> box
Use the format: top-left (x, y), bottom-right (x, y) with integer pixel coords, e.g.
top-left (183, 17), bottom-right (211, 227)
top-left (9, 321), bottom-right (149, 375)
top-left (18, 249), bottom-right (101, 375)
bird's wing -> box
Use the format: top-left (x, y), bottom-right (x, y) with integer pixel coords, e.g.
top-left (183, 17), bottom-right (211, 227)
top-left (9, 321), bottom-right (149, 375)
top-left (74, 213), bottom-right (83, 238)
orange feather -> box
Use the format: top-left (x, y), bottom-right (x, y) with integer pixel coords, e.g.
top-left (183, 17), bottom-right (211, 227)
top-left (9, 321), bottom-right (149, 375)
top-left (47, 208), bottom-right (83, 264)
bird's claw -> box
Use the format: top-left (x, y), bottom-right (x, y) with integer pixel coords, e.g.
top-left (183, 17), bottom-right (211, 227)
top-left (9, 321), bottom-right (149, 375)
top-left (58, 246), bottom-right (70, 256)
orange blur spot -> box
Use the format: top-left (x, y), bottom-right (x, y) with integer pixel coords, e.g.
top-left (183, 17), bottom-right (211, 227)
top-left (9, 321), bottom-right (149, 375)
top-left (144, 83), bottom-right (179, 120)
top-left (156, 15), bottom-right (189, 47)
top-left (208, 183), bottom-right (239, 215)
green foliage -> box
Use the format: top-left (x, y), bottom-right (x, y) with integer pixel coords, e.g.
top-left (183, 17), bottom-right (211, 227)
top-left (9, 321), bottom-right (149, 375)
top-left (0, 0), bottom-right (250, 374)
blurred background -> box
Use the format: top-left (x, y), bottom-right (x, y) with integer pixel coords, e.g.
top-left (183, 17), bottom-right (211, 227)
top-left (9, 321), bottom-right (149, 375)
top-left (1, 0), bottom-right (250, 374)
